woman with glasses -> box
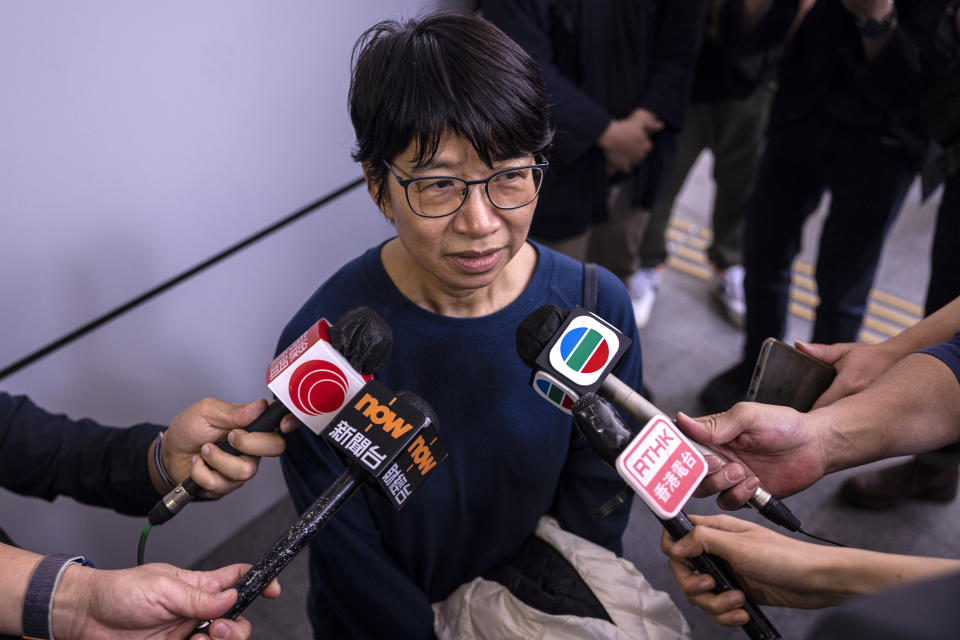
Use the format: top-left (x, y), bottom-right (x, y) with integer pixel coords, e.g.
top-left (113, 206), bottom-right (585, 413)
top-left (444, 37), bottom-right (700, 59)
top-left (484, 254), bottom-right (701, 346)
top-left (277, 12), bottom-right (645, 638)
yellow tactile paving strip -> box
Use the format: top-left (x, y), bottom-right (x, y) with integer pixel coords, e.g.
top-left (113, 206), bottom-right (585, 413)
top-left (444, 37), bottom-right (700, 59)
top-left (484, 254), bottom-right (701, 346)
top-left (664, 218), bottom-right (923, 343)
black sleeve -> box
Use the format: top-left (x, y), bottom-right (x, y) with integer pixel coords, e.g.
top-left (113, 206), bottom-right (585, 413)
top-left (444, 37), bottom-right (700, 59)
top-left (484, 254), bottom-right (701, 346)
top-left (636, 0), bottom-right (705, 131)
top-left (841, 0), bottom-right (958, 116)
top-left (484, 0), bottom-right (612, 162)
top-left (718, 0), bottom-right (798, 56)
top-left (0, 392), bottom-right (162, 516)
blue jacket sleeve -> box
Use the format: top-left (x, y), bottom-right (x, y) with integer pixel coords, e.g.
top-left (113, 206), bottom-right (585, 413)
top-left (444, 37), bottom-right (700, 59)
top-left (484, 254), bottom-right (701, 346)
top-left (919, 331), bottom-right (960, 383)
top-left (0, 392), bottom-right (162, 516)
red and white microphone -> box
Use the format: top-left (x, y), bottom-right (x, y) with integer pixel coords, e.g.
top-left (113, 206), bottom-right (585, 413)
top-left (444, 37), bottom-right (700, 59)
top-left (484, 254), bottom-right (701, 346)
top-left (266, 318), bottom-right (371, 435)
top-left (148, 307), bottom-right (393, 526)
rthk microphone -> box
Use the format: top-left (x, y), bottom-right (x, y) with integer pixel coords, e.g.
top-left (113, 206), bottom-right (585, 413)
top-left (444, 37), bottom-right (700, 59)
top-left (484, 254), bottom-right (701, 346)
top-left (515, 305), bottom-right (801, 533)
top-left (573, 393), bottom-right (781, 640)
top-left (204, 382), bottom-right (448, 625)
top-left (148, 307), bottom-right (392, 526)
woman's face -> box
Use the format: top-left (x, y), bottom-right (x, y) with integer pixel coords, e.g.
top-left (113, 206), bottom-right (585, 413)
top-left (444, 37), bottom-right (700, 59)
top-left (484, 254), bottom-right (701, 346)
top-left (378, 132), bottom-right (538, 299)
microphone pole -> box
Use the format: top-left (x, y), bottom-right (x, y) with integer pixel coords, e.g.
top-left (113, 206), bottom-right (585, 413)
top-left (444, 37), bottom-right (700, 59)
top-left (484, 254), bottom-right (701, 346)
top-left (194, 385), bottom-right (447, 631)
top-left (600, 375), bottom-right (799, 531)
top-left (573, 394), bottom-right (781, 640)
top-left (195, 464), bottom-right (365, 630)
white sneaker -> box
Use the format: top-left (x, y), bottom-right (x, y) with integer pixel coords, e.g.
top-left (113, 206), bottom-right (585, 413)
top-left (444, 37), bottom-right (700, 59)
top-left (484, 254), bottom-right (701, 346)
top-left (627, 267), bottom-right (663, 329)
top-left (712, 264), bottom-right (746, 328)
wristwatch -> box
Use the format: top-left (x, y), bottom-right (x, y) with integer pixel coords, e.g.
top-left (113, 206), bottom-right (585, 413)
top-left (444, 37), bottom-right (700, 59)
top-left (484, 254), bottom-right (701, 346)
top-left (856, 1), bottom-right (898, 38)
top-left (22, 553), bottom-right (95, 640)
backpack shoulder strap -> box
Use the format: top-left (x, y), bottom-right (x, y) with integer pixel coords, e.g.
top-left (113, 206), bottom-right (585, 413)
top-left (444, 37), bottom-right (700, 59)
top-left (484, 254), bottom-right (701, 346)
top-left (582, 262), bottom-right (598, 312)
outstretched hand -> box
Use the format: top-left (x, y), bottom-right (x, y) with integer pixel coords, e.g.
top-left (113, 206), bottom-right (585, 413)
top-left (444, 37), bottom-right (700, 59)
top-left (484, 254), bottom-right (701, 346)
top-left (161, 398), bottom-right (301, 498)
top-left (660, 514), bottom-right (841, 626)
top-left (676, 403), bottom-right (828, 510)
top-left (54, 562), bottom-right (281, 640)
top-left (795, 340), bottom-right (902, 409)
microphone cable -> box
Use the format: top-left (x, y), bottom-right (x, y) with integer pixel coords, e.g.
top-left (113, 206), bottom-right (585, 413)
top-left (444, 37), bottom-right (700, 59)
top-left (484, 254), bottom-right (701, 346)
top-left (137, 523), bottom-right (152, 566)
top-left (798, 528), bottom-right (846, 547)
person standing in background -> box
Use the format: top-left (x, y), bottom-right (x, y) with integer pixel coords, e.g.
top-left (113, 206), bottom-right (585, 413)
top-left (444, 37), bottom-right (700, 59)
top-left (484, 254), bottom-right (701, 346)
top-left (834, 2), bottom-right (960, 510)
top-left (483, 0), bottom-right (703, 327)
top-left (632, 0), bottom-right (813, 329)
top-left (700, 0), bottom-right (959, 414)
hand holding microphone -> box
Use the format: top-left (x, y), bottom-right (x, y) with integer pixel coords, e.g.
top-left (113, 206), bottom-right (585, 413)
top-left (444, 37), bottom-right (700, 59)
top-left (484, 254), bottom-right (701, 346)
top-left (149, 307), bottom-right (393, 526)
top-left (675, 405), bottom-right (831, 512)
top-left (516, 304), bottom-right (801, 533)
top-left (151, 398), bottom-right (299, 499)
top-left (572, 393), bottom-right (781, 640)
top-left (517, 304), bottom-right (784, 639)
top-left (198, 385), bottom-right (447, 626)
top-left (660, 513), bottom-right (846, 623)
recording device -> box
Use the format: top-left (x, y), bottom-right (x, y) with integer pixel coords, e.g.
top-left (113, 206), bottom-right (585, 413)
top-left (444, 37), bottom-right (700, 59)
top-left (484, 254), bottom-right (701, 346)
top-left (746, 338), bottom-right (836, 411)
top-left (572, 394), bottom-right (781, 640)
top-left (148, 307), bottom-right (392, 526)
top-left (201, 385), bottom-right (447, 625)
top-left (515, 305), bottom-right (801, 531)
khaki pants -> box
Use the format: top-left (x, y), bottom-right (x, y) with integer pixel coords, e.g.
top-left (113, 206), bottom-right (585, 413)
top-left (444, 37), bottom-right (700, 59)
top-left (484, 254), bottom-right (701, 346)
top-left (535, 179), bottom-right (650, 283)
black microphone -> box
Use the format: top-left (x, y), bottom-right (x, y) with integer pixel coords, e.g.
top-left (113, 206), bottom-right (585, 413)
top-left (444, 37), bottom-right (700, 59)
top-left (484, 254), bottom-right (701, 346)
top-left (194, 386), bottom-right (447, 629)
top-left (573, 393), bottom-right (781, 640)
top-left (148, 307), bottom-right (393, 526)
top-left (516, 304), bottom-right (801, 533)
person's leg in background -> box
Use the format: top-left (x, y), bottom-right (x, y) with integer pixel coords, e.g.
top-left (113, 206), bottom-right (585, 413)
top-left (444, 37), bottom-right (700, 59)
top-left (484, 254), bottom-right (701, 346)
top-left (585, 178), bottom-right (648, 284)
top-left (809, 135), bottom-right (914, 346)
top-left (627, 103), bottom-right (712, 327)
top-left (706, 81), bottom-right (777, 328)
top-left (699, 123), bottom-right (827, 413)
top-left (535, 230), bottom-right (592, 264)
top-left (841, 171), bottom-right (960, 508)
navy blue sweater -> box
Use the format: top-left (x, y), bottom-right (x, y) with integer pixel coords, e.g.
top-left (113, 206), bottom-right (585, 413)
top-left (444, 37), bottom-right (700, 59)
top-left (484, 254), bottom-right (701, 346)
top-left (921, 330), bottom-right (960, 382)
top-left (277, 242), bottom-right (642, 638)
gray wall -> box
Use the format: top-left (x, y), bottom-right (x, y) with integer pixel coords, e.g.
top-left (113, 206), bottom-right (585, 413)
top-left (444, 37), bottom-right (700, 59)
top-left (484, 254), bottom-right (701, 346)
top-left (0, 1), bottom-right (468, 569)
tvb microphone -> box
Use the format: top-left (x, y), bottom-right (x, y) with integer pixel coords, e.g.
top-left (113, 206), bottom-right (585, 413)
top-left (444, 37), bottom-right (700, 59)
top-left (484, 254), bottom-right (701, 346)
top-left (572, 393), bottom-right (781, 640)
top-left (197, 383), bottom-right (447, 627)
top-left (516, 304), bottom-right (801, 533)
top-left (148, 307), bottom-right (393, 526)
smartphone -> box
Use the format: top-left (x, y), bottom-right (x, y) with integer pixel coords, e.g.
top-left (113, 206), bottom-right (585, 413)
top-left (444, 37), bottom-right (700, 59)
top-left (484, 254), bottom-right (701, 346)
top-left (746, 338), bottom-right (837, 412)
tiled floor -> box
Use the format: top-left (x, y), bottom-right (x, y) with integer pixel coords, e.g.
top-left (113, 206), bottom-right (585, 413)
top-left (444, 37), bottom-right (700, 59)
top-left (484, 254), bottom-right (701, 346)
top-left (194, 152), bottom-right (959, 639)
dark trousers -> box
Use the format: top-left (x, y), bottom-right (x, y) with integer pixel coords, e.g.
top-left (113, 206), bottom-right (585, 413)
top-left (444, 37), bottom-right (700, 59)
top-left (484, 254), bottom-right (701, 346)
top-left (642, 82), bottom-right (776, 270)
top-left (742, 118), bottom-right (916, 363)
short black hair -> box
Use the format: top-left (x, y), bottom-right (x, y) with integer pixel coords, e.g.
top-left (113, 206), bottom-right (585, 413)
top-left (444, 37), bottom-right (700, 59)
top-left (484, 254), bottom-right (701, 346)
top-left (349, 12), bottom-right (553, 208)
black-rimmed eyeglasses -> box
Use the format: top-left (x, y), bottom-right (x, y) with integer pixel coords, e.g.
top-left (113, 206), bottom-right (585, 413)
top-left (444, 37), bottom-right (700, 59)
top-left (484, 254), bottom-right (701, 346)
top-left (383, 160), bottom-right (548, 218)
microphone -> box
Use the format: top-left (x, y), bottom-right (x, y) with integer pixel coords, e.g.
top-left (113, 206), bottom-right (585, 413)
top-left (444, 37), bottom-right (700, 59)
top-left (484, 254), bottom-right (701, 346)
top-left (516, 304), bottom-right (801, 532)
top-left (197, 385), bottom-right (447, 627)
top-left (573, 393), bottom-right (781, 640)
top-left (148, 307), bottom-right (393, 526)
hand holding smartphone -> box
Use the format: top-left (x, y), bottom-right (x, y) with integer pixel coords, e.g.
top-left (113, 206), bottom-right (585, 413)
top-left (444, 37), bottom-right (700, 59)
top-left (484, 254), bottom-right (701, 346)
top-left (746, 338), bottom-right (837, 412)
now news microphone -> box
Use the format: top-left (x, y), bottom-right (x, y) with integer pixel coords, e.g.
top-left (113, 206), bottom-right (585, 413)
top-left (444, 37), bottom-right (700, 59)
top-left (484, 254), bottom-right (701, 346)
top-left (197, 384), bottom-right (447, 626)
top-left (515, 304), bottom-right (801, 533)
top-left (147, 307), bottom-right (392, 526)
top-left (572, 393), bottom-right (781, 640)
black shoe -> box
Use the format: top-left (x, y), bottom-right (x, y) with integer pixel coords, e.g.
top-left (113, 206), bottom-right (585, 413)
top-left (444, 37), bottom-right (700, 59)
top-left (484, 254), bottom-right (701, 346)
top-left (838, 459), bottom-right (959, 509)
top-left (699, 360), bottom-right (754, 414)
